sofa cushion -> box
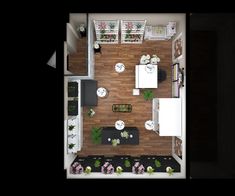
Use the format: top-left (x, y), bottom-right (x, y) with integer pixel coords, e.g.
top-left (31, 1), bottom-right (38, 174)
top-left (81, 80), bottom-right (98, 106)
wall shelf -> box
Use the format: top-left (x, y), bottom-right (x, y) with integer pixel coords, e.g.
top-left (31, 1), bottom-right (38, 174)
top-left (121, 20), bottom-right (146, 44)
top-left (94, 20), bottom-right (119, 44)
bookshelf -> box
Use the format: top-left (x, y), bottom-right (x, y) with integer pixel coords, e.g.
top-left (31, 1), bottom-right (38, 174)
top-left (94, 20), bottom-right (119, 44)
top-left (121, 20), bottom-right (146, 44)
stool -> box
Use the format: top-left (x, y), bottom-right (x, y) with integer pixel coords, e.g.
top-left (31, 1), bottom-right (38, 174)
top-left (133, 89), bottom-right (140, 95)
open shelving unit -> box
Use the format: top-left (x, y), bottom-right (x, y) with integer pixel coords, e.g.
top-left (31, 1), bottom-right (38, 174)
top-left (94, 20), bottom-right (119, 44)
top-left (121, 20), bottom-right (146, 44)
top-left (65, 79), bottom-right (82, 154)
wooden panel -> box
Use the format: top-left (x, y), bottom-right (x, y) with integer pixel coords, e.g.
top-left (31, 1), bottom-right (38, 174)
top-left (78, 40), bottom-right (172, 156)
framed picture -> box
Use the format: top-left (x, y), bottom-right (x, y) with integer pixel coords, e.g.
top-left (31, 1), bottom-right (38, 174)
top-left (173, 32), bottom-right (183, 60)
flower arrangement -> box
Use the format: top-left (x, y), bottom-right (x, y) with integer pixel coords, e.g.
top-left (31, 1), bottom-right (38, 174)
top-left (125, 22), bottom-right (133, 34)
top-left (140, 54), bottom-right (160, 65)
top-left (94, 41), bottom-right (100, 49)
top-left (121, 131), bottom-right (129, 139)
top-left (99, 22), bottom-right (106, 34)
top-left (147, 166), bottom-right (154, 174)
top-left (116, 166), bottom-right (123, 174)
top-left (85, 166), bottom-right (92, 174)
top-left (87, 108), bottom-right (95, 117)
top-left (140, 54), bottom-right (150, 65)
top-left (70, 162), bottom-right (84, 174)
top-left (101, 162), bottom-right (114, 174)
top-left (112, 139), bottom-right (120, 146)
top-left (132, 162), bottom-right (145, 174)
top-left (109, 22), bottom-right (115, 30)
top-left (150, 54), bottom-right (160, 65)
top-left (166, 166), bottom-right (174, 176)
top-left (136, 23), bottom-right (142, 30)
top-left (79, 24), bottom-right (85, 32)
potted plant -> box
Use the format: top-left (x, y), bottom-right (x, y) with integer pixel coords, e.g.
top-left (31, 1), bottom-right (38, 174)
top-left (68, 125), bottom-right (75, 131)
top-left (109, 22), bottom-right (115, 31)
top-left (116, 166), bottom-right (123, 174)
top-left (147, 166), bottom-right (154, 174)
top-left (68, 143), bottom-right (75, 149)
top-left (78, 24), bottom-right (86, 37)
top-left (91, 127), bottom-right (102, 144)
top-left (150, 54), bottom-right (160, 65)
top-left (94, 160), bottom-right (101, 168)
top-left (85, 166), bottom-right (92, 174)
top-left (155, 160), bottom-right (161, 168)
top-left (112, 139), bottom-right (120, 147)
top-left (121, 131), bottom-right (129, 139)
top-left (94, 41), bottom-right (101, 53)
top-left (136, 23), bottom-right (142, 30)
top-left (124, 159), bottom-right (131, 168)
top-left (166, 166), bottom-right (174, 176)
top-left (87, 108), bottom-right (95, 117)
top-left (143, 90), bottom-right (154, 101)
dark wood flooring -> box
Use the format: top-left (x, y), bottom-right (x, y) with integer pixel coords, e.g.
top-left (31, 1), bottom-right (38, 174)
top-left (78, 40), bottom-right (173, 156)
top-left (68, 37), bottom-right (88, 75)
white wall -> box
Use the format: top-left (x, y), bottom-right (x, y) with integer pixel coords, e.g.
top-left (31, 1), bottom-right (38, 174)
top-left (170, 14), bottom-right (186, 178)
top-left (88, 14), bottom-right (95, 79)
top-left (89, 13), bottom-right (185, 26)
top-left (64, 42), bottom-right (73, 75)
top-left (66, 23), bottom-right (78, 54)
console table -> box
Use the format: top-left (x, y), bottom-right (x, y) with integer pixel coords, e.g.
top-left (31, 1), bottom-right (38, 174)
top-left (101, 127), bottom-right (139, 145)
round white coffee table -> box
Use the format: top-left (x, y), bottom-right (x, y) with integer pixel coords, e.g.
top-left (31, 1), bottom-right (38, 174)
top-left (115, 63), bottom-right (125, 73)
top-left (115, 120), bottom-right (125, 130)
top-left (145, 120), bottom-right (154, 130)
top-left (97, 87), bottom-right (107, 98)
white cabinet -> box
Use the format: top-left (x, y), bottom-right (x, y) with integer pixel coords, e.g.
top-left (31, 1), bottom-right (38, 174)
top-left (67, 117), bottom-right (80, 153)
top-left (94, 20), bottom-right (119, 44)
top-left (65, 79), bottom-right (82, 154)
top-left (121, 20), bottom-right (146, 44)
top-left (144, 22), bottom-right (176, 40)
top-left (152, 98), bottom-right (181, 136)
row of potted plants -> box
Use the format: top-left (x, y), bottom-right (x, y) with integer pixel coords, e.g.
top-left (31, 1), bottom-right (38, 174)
top-left (70, 160), bottom-right (174, 175)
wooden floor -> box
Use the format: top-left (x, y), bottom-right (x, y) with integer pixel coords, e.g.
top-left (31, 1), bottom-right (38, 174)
top-left (78, 40), bottom-right (172, 156)
top-left (69, 37), bottom-right (88, 75)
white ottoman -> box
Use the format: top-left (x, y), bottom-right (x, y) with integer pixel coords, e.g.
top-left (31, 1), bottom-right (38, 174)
top-left (133, 89), bottom-right (140, 95)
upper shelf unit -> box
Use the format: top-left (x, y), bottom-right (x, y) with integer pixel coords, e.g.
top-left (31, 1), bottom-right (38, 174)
top-left (121, 20), bottom-right (146, 44)
top-left (94, 20), bottom-right (119, 44)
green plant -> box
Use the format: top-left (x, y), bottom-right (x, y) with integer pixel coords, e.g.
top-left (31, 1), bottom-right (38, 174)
top-left (94, 160), bottom-right (101, 168)
top-left (116, 166), bottom-right (123, 174)
top-left (143, 90), bottom-right (154, 100)
top-left (112, 139), bottom-right (120, 146)
top-left (166, 167), bottom-right (174, 176)
top-left (147, 166), bottom-right (154, 174)
top-left (136, 23), bottom-right (142, 29)
top-left (124, 160), bottom-right (131, 168)
top-left (87, 108), bottom-right (95, 117)
top-left (155, 160), bottom-right (161, 168)
top-left (121, 131), bottom-right (129, 139)
top-left (126, 29), bottom-right (132, 34)
top-left (91, 127), bottom-right (102, 144)
top-left (109, 22), bottom-right (115, 29)
top-left (68, 125), bottom-right (75, 131)
top-left (100, 29), bottom-right (106, 34)
top-left (85, 166), bottom-right (92, 174)
top-left (68, 143), bottom-right (75, 149)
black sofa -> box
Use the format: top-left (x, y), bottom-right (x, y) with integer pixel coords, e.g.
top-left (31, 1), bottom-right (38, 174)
top-left (81, 80), bottom-right (98, 106)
